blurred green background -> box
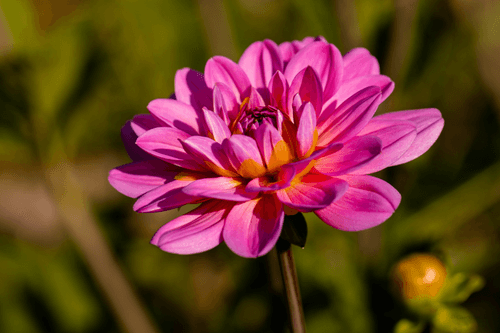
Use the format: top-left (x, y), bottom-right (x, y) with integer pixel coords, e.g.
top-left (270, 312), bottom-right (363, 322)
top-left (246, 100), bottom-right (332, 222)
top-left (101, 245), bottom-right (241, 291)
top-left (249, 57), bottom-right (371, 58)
top-left (1, 0), bottom-right (500, 332)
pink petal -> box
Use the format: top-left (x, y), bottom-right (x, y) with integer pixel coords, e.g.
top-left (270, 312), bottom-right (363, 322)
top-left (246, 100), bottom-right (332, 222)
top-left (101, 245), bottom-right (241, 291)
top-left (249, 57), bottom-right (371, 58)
top-left (245, 166), bottom-right (296, 193)
top-left (182, 177), bottom-right (258, 201)
top-left (288, 66), bottom-right (323, 118)
top-left (239, 39), bottom-right (283, 91)
top-left (223, 195), bottom-right (284, 258)
top-left (205, 56), bottom-right (252, 101)
top-left (313, 135), bottom-right (382, 176)
top-left (174, 68), bottom-right (213, 111)
top-left (129, 114), bottom-right (162, 136)
top-left (133, 177), bottom-right (205, 213)
top-left (254, 123), bottom-right (293, 171)
top-left (247, 87), bottom-right (266, 110)
top-left (151, 200), bottom-right (231, 254)
top-left (342, 48), bottom-right (380, 82)
top-left (352, 119), bottom-right (417, 174)
top-left (202, 108), bottom-right (231, 143)
top-left (315, 175), bottom-right (401, 231)
top-left (276, 174), bottom-right (348, 212)
top-left (285, 41), bottom-right (343, 102)
top-left (136, 128), bottom-right (206, 171)
top-left (222, 135), bottom-right (267, 178)
top-left (296, 102), bottom-right (318, 158)
top-left (181, 136), bottom-right (238, 177)
top-left (268, 71), bottom-right (290, 119)
top-left (375, 109), bottom-right (444, 166)
top-left (108, 160), bottom-right (179, 198)
top-left (213, 82), bottom-right (238, 124)
top-left (317, 87), bottom-right (382, 145)
top-left (147, 99), bottom-right (203, 135)
top-left (328, 75), bottom-right (394, 108)
top-left (279, 36), bottom-right (327, 66)
top-left (121, 114), bottom-right (162, 161)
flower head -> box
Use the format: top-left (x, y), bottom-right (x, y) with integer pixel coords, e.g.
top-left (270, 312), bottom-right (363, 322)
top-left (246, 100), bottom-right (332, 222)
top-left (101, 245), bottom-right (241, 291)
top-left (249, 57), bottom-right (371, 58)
top-left (109, 37), bottom-right (444, 258)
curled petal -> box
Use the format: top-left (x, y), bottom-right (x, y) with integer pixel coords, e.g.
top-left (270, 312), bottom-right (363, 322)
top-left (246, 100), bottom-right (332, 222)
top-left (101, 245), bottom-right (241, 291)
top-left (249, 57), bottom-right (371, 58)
top-left (285, 41), bottom-right (343, 101)
top-left (288, 66), bottom-right (323, 117)
top-left (121, 114), bottom-right (162, 161)
top-left (202, 108), bottom-right (231, 143)
top-left (376, 109), bottom-right (444, 166)
top-left (136, 128), bottom-right (205, 171)
top-left (182, 136), bottom-right (238, 177)
top-left (222, 135), bottom-right (267, 178)
top-left (245, 166), bottom-right (296, 193)
top-left (296, 102), bottom-right (318, 158)
top-left (328, 75), bottom-right (394, 109)
top-left (205, 56), bottom-right (252, 101)
top-left (147, 99), bottom-right (203, 135)
top-left (108, 160), bottom-right (179, 198)
top-left (239, 39), bottom-right (283, 91)
top-left (182, 177), bottom-right (257, 202)
top-left (213, 83), bottom-right (238, 123)
top-left (268, 71), bottom-right (289, 118)
top-left (342, 48), bottom-right (380, 82)
top-left (313, 135), bottom-right (382, 176)
top-left (276, 174), bottom-right (348, 212)
top-left (151, 200), bottom-right (232, 254)
top-left (352, 119), bottom-right (417, 174)
top-left (315, 175), bottom-right (401, 231)
top-left (174, 68), bottom-right (213, 111)
top-left (254, 123), bottom-right (294, 171)
top-left (223, 195), bottom-right (284, 258)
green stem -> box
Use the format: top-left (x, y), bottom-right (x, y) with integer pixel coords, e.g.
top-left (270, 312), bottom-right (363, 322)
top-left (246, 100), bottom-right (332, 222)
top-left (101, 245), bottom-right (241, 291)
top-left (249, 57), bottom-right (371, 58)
top-left (276, 238), bottom-right (307, 333)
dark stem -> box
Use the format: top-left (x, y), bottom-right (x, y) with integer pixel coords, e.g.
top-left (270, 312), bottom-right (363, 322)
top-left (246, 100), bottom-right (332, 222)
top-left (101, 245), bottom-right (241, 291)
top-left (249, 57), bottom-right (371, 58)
top-left (276, 238), bottom-right (306, 333)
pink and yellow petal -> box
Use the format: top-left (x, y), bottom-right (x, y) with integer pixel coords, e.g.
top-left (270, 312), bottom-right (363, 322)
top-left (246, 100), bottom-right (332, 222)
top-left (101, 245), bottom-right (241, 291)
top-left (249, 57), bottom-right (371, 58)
top-left (147, 99), bottom-right (203, 135)
top-left (222, 135), bottom-right (267, 178)
top-left (182, 177), bottom-right (258, 202)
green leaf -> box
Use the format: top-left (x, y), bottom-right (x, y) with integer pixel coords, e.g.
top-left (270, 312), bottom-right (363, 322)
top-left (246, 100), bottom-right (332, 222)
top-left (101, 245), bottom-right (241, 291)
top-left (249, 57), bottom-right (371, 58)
top-left (440, 273), bottom-right (485, 304)
top-left (432, 306), bottom-right (477, 333)
top-left (280, 213), bottom-right (308, 248)
top-left (394, 319), bottom-right (425, 333)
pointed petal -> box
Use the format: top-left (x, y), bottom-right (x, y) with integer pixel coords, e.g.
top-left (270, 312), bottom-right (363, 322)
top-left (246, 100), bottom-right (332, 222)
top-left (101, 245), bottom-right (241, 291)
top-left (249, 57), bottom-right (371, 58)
top-left (268, 71), bottom-right (290, 119)
top-left (223, 195), bottom-right (284, 258)
top-left (245, 166), bottom-right (296, 193)
top-left (147, 99), bottom-right (203, 135)
top-left (174, 68), bottom-right (213, 111)
top-left (202, 108), bottom-right (231, 143)
top-left (213, 82), bottom-right (238, 124)
top-left (254, 123), bottom-right (294, 171)
top-left (288, 66), bottom-right (323, 117)
top-left (328, 75), bottom-right (394, 108)
top-left (222, 135), bottom-right (267, 178)
top-left (205, 56), bottom-right (251, 101)
top-left (108, 160), bottom-right (179, 198)
top-left (133, 175), bottom-right (205, 213)
top-left (342, 48), bottom-right (380, 82)
top-left (182, 136), bottom-right (238, 177)
top-left (239, 39), bottom-right (283, 91)
top-left (285, 41), bottom-right (343, 101)
top-left (313, 135), bottom-right (382, 176)
top-left (247, 87), bottom-right (266, 110)
top-left (296, 102), bottom-right (318, 158)
top-left (374, 109), bottom-right (444, 165)
top-left (352, 119), bottom-right (417, 174)
top-left (151, 200), bottom-right (230, 254)
top-left (136, 128), bottom-right (206, 171)
top-left (182, 177), bottom-right (258, 201)
top-left (317, 88), bottom-right (382, 145)
top-left (315, 175), bottom-right (401, 231)
top-left (276, 174), bottom-right (348, 212)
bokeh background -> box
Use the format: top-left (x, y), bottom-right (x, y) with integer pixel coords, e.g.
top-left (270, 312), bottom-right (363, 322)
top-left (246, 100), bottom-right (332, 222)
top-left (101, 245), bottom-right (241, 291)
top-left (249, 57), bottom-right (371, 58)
top-left (1, 0), bottom-right (500, 332)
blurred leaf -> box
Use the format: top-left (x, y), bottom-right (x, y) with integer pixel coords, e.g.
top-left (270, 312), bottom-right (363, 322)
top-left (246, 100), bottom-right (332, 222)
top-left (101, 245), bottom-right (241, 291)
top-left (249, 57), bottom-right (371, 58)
top-left (432, 306), bottom-right (477, 333)
top-left (281, 213), bottom-right (308, 248)
top-left (0, 0), bottom-right (38, 52)
top-left (440, 273), bottom-right (484, 304)
top-left (394, 319), bottom-right (425, 333)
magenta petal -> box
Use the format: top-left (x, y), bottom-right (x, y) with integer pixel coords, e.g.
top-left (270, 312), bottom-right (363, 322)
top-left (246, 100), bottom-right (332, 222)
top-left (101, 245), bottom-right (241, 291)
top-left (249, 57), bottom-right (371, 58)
top-left (317, 87), bottom-right (382, 145)
top-left (136, 128), bottom-right (206, 171)
top-left (276, 174), bottom-right (348, 212)
top-left (223, 195), bottom-right (284, 258)
top-left (329, 75), bottom-right (394, 108)
top-left (315, 175), bottom-right (401, 231)
top-left (352, 119), bottom-right (417, 174)
top-left (182, 136), bottom-right (237, 177)
top-left (147, 99), bottom-right (203, 135)
top-left (121, 114), bottom-right (162, 161)
top-left (247, 87), bottom-right (266, 110)
top-left (174, 68), bottom-right (213, 111)
top-left (342, 48), bottom-right (380, 82)
top-left (313, 135), bottom-right (382, 176)
top-left (239, 39), bottom-right (283, 91)
top-left (245, 166), bottom-right (295, 193)
top-left (375, 109), bottom-right (444, 166)
top-left (202, 108), bottom-right (231, 143)
top-left (213, 82), bottom-right (238, 124)
top-left (268, 71), bottom-right (290, 118)
top-left (151, 200), bottom-right (231, 254)
top-left (222, 135), bottom-right (266, 178)
top-left (288, 66), bottom-right (323, 117)
top-left (254, 123), bottom-right (285, 167)
top-left (205, 56), bottom-right (252, 101)
top-left (296, 102), bottom-right (317, 158)
top-left (285, 41), bottom-right (343, 101)
top-left (133, 178), bottom-right (204, 213)
top-left (108, 160), bottom-right (179, 198)
top-left (182, 177), bottom-right (258, 202)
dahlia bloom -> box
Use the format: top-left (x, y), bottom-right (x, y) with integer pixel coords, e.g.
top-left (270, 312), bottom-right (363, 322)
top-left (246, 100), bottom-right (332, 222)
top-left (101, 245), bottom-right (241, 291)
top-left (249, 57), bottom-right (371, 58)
top-left (109, 37), bottom-right (443, 258)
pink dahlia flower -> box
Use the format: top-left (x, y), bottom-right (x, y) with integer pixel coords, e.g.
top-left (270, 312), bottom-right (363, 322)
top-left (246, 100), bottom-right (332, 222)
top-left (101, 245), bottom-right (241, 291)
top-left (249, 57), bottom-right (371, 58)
top-left (109, 37), bottom-right (443, 258)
